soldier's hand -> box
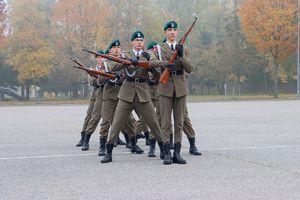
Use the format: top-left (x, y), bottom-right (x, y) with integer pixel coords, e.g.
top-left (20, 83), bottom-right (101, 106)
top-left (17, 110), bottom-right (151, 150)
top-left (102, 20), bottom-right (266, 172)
top-left (164, 63), bottom-right (175, 71)
top-left (130, 58), bottom-right (139, 66)
top-left (111, 71), bottom-right (124, 79)
top-left (175, 44), bottom-right (183, 57)
top-left (142, 51), bottom-right (151, 61)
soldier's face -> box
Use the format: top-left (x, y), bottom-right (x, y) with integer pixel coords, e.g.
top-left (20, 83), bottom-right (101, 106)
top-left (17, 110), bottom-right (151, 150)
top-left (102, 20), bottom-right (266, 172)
top-left (148, 48), bottom-right (154, 54)
top-left (164, 28), bottom-right (178, 43)
top-left (131, 38), bottom-right (144, 51)
top-left (109, 46), bottom-right (121, 57)
top-left (95, 56), bottom-right (102, 64)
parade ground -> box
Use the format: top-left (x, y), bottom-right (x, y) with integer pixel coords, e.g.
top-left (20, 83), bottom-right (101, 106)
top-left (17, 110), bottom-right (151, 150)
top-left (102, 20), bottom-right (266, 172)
top-left (0, 100), bottom-right (299, 200)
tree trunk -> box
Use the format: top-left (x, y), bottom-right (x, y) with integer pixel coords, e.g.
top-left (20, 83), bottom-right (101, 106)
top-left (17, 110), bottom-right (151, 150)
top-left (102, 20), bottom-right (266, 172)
top-left (264, 68), bottom-right (268, 95)
top-left (21, 85), bottom-right (25, 100)
top-left (287, 74), bottom-right (293, 94)
top-left (232, 78), bottom-right (236, 98)
top-left (273, 60), bottom-right (279, 98)
top-left (26, 83), bottom-right (30, 101)
top-left (72, 79), bottom-right (78, 98)
top-left (207, 86), bottom-right (210, 95)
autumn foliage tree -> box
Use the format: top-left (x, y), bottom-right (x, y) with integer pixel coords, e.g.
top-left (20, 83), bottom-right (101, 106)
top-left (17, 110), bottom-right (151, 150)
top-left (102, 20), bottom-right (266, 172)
top-left (238, 0), bottom-right (298, 97)
top-left (51, 0), bottom-right (113, 97)
top-left (0, 0), bottom-right (9, 49)
top-left (5, 0), bottom-right (55, 100)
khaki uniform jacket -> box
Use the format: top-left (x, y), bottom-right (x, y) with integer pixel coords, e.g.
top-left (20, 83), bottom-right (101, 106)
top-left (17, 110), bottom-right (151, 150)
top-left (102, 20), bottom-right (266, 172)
top-left (111, 49), bottom-right (160, 103)
top-left (101, 60), bottom-right (124, 101)
top-left (147, 72), bottom-right (159, 100)
top-left (149, 43), bottom-right (193, 98)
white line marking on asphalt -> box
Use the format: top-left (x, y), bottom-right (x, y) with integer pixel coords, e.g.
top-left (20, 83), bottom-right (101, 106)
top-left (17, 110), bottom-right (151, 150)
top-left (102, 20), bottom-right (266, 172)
top-left (1, 145), bottom-right (300, 160)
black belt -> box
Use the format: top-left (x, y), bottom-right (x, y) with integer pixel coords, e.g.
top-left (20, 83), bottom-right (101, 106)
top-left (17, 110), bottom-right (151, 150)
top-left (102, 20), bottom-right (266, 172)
top-left (106, 81), bottom-right (123, 86)
top-left (148, 82), bottom-right (159, 85)
top-left (94, 85), bottom-right (105, 89)
top-left (169, 70), bottom-right (184, 76)
top-left (125, 78), bottom-right (147, 83)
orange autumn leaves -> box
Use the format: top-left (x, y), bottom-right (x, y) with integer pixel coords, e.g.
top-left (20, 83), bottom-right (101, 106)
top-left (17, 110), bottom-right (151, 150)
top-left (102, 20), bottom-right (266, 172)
top-left (238, 0), bottom-right (298, 64)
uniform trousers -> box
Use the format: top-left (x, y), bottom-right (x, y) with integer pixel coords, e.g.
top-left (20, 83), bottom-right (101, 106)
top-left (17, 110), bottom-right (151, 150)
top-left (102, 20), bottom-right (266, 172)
top-left (85, 89), bottom-right (103, 135)
top-left (160, 93), bottom-right (186, 144)
top-left (107, 95), bottom-right (165, 145)
top-left (82, 89), bottom-right (97, 132)
top-left (100, 98), bottom-right (136, 139)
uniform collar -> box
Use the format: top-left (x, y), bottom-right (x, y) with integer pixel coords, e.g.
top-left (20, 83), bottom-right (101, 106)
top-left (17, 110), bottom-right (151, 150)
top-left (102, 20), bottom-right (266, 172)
top-left (166, 41), bottom-right (177, 50)
top-left (132, 49), bottom-right (143, 56)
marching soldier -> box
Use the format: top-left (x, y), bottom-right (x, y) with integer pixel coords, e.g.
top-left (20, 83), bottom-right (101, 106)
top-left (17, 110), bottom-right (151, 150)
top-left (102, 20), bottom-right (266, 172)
top-left (97, 40), bottom-right (136, 156)
top-left (101, 31), bottom-right (166, 164)
top-left (135, 42), bottom-right (158, 146)
top-left (149, 21), bottom-right (194, 164)
top-left (75, 51), bottom-right (105, 147)
top-left (78, 50), bottom-right (107, 151)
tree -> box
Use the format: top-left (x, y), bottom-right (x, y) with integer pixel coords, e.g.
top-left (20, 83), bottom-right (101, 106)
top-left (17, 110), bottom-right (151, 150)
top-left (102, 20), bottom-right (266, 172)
top-left (0, 0), bottom-right (9, 49)
top-left (51, 0), bottom-right (113, 98)
top-left (238, 0), bottom-right (298, 97)
top-left (5, 0), bottom-right (55, 101)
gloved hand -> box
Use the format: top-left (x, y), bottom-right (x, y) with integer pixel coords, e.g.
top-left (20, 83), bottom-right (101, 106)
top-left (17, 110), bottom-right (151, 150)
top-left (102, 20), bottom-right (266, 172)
top-left (130, 58), bottom-right (139, 66)
top-left (111, 71), bottom-right (124, 79)
top-left (175, 44), bottom-right (183, 57)
top-left (142, 51), bottom-right (151, 61)
top-left (164, 63), bottom-right (175, 71)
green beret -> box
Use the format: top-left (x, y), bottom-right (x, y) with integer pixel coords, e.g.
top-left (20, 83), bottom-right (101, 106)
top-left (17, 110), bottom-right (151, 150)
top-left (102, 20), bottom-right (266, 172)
top-left (108, 39), bottom-right (120, 49)
top-left (104, 48), bottom-right (109, 54)
top-left (162, 37), bottom-right (167, 43)
top-left (147, 42), bottom-right (157, 50)
top-left (164, 21), bottom-right (178, 30)
top-left (95, 50), bottom-right (104, 57)
top-left (131, 31), bottom-right (144, 41)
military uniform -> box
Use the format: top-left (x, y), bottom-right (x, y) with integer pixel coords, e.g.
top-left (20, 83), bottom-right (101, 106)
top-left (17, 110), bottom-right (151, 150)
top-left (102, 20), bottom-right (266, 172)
top-left (149, 20), bottom-right (194, 164)
top-left (97, 59), bottom-right (136, 156)
top-left (81, 60), bottom-right (108, 151)
top-left (101, 31), bottom-right (166, 164)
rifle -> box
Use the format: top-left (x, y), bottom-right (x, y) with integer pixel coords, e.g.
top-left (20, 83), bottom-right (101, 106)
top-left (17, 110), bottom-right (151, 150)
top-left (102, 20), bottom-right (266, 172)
top-left (70, 58), bottom-right (117, 79)
top-left (82, 49), bottom-right (151, 69)
top-left (159, 17), bottom-right (198, 84)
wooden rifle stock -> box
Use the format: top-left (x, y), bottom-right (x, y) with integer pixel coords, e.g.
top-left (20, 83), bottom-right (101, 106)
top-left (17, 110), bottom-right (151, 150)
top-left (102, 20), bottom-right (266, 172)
top-left (70, 58), bottom-right (117, 79)
top-left (159, 17), bottom-right (198, 84)
top-left (82, 49), bottom-right (151, 69)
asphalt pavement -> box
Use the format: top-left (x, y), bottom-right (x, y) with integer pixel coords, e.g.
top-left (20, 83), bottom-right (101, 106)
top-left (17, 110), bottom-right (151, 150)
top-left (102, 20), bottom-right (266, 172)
top-left (0, 100), bottom-right (299, 200)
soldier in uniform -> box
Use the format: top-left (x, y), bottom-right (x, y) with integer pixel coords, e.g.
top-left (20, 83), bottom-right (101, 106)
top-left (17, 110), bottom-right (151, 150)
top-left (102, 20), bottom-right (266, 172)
top-left (76, 50), bottom-right (105, 147)
top-left (149, 21), bottom-right (193, 164)
top-left (101, 31), bottom-right (166, 164)
top-left (97, 40), bottom-right (136, 156)
top-left (135, 42), bottom-right (158, 146)
top-left (79, 50), bottom-right (108, 151)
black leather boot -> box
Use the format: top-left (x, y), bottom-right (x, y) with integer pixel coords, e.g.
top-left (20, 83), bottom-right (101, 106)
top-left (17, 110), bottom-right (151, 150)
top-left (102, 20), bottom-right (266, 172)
top-left (117, 137), bottom-right (126, 145)
top-left (157, 142), bottom-right (165, 160)
top-left (81, 133), bottom-right (91, 151)
top-left (123, 132), bottom-right (131, 149)
top-left (76, 131), bottom-right (85, 147)
top-left (163, 143), bottom-right (172, 165)
top-left (98, 138), bottom-right (107, 156)
top-left (173, 143), bottom-right (186, 164)
top-left (188, 138), bottom-right (202, 155)
top-left (131, 136), bottom-right (144, 154)
top-left (170, 134), bottom-right (174, 149)
top-left (148, 139), bottom-right (156, 157)
top-left (100, 144), bottom-right (114, 163)
top-left (137, 132), bottom-right (145, 139)
top-left (144, 131), bottom-right (150, 146)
